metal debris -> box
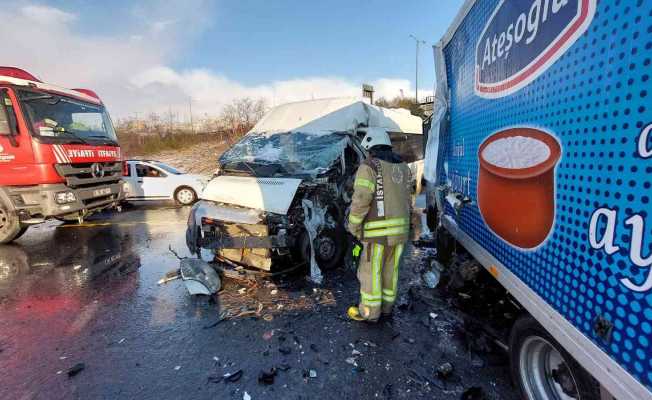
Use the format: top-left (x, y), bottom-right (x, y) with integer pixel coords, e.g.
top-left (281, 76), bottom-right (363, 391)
top-left (66, 363), bottom-right (85, 378)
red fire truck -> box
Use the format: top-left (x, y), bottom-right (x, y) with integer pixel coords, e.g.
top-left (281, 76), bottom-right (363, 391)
top-left (0, 67), bottom-right (124, 243)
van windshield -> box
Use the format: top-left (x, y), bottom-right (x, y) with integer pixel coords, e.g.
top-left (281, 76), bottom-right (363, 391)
top-left (220, 132), bottom-right (350, 176)
top-left (19, 90), bottom-right (117, 145)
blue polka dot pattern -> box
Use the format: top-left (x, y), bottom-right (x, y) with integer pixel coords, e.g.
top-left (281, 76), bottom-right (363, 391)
top-left (438, 0), bottom-right (652, 391)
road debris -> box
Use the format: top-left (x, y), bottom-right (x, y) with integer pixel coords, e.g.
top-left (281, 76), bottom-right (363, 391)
top-left (258, 368), bottom-right (277, 385)
top-left (436, 362), bottom-right (454, 379)
top-left (224, 369), bottom-right (243, 383)
top-left (243, 392), bottom-right (251, 400)
top-left (461, 386), bottom-right (485, 400)
top-left (66, 363), bottom-right (85, 378)
top-left (422, 270), bottom-right (440, 288)
top-left (179, 258), bottom-right (221, 295)
top-left (174, 365), bottom-right (181, 371)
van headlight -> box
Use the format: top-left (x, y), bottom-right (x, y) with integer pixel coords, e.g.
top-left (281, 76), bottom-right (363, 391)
top-left (55, 191), bottom-right (77, 204)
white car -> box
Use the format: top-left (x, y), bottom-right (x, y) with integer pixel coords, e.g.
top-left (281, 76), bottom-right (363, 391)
top-left (122, 160), bottom-right (207, 205)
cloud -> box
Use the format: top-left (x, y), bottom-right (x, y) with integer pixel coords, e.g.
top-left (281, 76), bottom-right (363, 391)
top-left (0, 3), bottom-right (430, 121)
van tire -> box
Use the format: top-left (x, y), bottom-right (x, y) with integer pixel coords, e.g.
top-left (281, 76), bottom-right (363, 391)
top-left (0, 200), bottom-right (23, 244)
top-left (509, 316), bottom-right (600, 400)
top-left (175, 187), bottom-right (197, 206)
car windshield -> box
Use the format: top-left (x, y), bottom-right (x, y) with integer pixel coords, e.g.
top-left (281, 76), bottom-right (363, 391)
top-left (220, 131), bottom-right (350, 176)
top-left (19, 89), bottom-right (117, 144)
top-left (153, 162), bottom-right (184, 175)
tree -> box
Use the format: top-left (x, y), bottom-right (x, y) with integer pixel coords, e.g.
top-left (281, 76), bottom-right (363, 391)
top-left (219, 97), bottom-right (268, 141)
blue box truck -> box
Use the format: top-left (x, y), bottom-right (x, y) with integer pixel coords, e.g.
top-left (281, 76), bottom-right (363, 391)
top-left (424, 1), bottom-right (652, 398)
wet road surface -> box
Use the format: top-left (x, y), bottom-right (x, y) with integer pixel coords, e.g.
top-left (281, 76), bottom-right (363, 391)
top-left (0, 203), bottom-right (519, 400)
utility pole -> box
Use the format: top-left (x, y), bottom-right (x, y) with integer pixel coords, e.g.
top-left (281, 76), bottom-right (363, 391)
top-left (188, 97), bottom-right (194, 133)
top-left (409, 34), bottom-right (426, 104)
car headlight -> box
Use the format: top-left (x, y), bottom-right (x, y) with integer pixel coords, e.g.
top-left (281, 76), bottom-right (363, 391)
top-left (55, 191), bottom-right (77, 204)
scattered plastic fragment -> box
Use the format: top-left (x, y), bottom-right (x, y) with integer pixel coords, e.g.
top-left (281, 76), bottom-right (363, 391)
top-left (180, 258), bottom-right (221, 295)
top-left (270, 290), bottom-right (278, 295)
top-left (423, 270), bottom-right (440, 288)
top-left (436, 362), bottom-right (454, 379)
top-left (174, 365), bottom-right (181, 371)
top-left (238, 288), bottom-right (247, 295)
top-left (263, 330), bottom-right (275, 341)
top-left (118, 338), bottom-right (126, 344)
top-left (66, 363), bottom-right (85, 378)
top-left (309, 369), bottom-right (317, 378)
top-left (213, 356), bottom-right (220, 362)
top-left (224, 369), bottom-right (243, 383)
top-left (345, 357), bottom-right (357, 366)
top-left (351, 349), bottom-right (361, 356)
top-left (243, 392), bottom-right (251, 400)
top-left (429, 313), bottom-right (438, 319)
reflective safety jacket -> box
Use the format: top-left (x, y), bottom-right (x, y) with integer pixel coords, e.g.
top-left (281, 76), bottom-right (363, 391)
top-left (347, 156), bottom-right (412, 246)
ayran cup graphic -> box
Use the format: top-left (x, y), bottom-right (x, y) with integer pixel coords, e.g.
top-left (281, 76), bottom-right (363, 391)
top-left (477, 128), bottom-right (561, 249)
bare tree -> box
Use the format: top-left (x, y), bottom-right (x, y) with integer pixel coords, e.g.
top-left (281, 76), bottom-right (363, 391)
top-left (219, 97), bottom-right (268, 141)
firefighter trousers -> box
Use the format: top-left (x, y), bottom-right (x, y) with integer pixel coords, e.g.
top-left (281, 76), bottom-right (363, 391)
top-left (357, 242), bottom-right (405, 321)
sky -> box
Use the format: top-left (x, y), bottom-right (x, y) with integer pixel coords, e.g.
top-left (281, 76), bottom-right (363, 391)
top-left (0, 0), bottom-right (465, 120)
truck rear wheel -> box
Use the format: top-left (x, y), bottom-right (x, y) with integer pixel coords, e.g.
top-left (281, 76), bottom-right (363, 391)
top-left (509, 316), bottom-right (599, 400)
top-left (0, 201), bottom-right (24, 244)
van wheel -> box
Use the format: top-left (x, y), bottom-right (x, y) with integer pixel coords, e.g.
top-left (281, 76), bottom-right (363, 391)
top-left (510, 316), bottom-right (600, 400)
top-left (175, 187), bottom-right (197, 206)
top-left (298, 228), bottom-right (346, 271)
top-left (0, 201), bottom-right (23, 244)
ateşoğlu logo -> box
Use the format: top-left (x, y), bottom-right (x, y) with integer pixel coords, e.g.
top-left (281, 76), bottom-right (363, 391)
top-left (475, 0), bottom-right (596, 98)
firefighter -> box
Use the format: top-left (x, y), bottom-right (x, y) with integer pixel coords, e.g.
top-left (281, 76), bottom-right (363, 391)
top-left (347, 127), bottom-right (412, 322)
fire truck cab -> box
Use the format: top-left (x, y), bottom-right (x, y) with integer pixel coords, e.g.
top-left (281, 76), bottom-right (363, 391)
top-left (0, 67), bottom-right (124, 243)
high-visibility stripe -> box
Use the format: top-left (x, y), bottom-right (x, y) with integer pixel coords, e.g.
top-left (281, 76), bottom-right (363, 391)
top-left (364, 226), bottom-right (408, 238)
top-left (361, 291), bottom-right (381, 301)
top-left (371, 243), bottom-right (384, 297)
top-left (354, 178), bottom-right (375, 191)
top-left (382, 295), bottom-right (396, 302)
top-left (391, 244), bottom-right (403, 298)
top-left (382, 289), bottom-right (394, 296)
top-left (349, 214), bottom-right (364, 225)
top-left (364, 217), bottom-right (409, 229)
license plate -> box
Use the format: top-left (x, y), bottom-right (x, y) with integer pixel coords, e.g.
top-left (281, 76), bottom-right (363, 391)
top-left (92, 188), bottom-right (112, 197)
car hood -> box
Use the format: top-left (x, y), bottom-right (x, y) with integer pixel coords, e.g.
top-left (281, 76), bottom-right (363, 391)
top-left (200, 175), bottom-right (302, 215)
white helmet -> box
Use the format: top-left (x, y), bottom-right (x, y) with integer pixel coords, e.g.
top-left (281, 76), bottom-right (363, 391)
top-left (360, 127), bottom-right (391, 150)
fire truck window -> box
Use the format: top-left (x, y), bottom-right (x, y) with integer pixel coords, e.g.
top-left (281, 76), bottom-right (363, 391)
top-left (0, 100), bottom-right (9, 134)
top-left (136, 164), bottom-right (165, 178)
top-left (0, 92), bottom-right (16, 135)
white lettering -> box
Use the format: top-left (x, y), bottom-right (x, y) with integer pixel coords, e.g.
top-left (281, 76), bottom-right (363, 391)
top-left (588, 208), bottom-right (620, 255)
top-left (541, 0), bottom-right (551, 22)
top-left (552, 0), bottom-right (568, 14)
top-left (514, 13), bottom-right (527, 43)
top-left (497, 32), bottom-right (506, 57)
top-left (625, 215), bottom-right (652, 268)
top-left (638, 123), bottom-right (652, 158)
top-left (526, 0), bottom-right (542, 44)
top-left (621, 215), bottom-right (652, 292)
top-left (505, 24), bottom-right (514, 56)
top-left (482, 38), bottom-right (492, 70)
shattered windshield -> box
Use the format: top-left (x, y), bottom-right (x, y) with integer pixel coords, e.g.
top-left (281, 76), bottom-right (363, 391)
top-left (18, 89), bottom-right (117, 144)
top-left (220, 132), bottom-right (349, 176)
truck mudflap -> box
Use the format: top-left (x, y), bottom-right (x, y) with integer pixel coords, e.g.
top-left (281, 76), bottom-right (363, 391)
top-left (425, 0), bottom-right (652, 398)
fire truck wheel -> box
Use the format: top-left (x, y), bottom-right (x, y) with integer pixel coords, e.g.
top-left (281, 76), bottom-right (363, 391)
top-left (509, 315), bottom-right (600, 400)
top-left (175, 187), bottom-right (197, 206)
top-left (0, 201), bottom-right (23, 244)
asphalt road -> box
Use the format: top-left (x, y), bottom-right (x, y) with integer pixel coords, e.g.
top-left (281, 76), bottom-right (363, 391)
top-left (0, 203), bottom-right (520, 400)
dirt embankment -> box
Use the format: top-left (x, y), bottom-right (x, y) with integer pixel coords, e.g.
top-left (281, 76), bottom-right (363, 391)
top-left (131, 140), bottom-right (229, 176)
